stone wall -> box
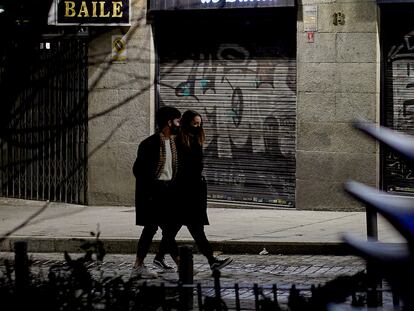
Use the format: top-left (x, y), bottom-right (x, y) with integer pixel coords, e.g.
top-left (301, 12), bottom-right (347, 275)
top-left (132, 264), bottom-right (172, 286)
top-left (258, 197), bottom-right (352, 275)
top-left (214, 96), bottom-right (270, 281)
top-left (87, 0), bottom-right (381, 211)
top-left (296, 0), bottom-right (379, 210)
top-left (87, 0), bottom-right (151, 205)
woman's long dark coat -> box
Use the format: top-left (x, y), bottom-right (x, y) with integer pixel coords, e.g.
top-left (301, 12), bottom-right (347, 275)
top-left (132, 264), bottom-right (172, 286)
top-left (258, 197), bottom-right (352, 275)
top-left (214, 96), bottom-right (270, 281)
top-left (133, 133), bottom-right (177, 226)
top-left (176, 141), bottom-right (209, 225)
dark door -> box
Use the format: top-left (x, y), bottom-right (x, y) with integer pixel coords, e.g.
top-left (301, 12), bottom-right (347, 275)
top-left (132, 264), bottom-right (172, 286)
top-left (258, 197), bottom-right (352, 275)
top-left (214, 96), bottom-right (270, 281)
top-left (381, 5), bottom-right (414, 194)
top-left (0, 36), bottom-right (88, 204)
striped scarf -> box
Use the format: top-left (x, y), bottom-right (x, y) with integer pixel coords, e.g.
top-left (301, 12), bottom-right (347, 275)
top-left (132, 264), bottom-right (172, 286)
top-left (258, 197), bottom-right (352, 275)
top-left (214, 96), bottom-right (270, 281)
top-left (155, 133), bottom-right (178, 180)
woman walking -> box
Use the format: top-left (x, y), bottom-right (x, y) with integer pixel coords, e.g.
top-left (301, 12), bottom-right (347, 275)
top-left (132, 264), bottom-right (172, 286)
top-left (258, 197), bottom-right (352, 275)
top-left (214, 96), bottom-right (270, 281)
top-left (176, 110), bottom-right (232, 271)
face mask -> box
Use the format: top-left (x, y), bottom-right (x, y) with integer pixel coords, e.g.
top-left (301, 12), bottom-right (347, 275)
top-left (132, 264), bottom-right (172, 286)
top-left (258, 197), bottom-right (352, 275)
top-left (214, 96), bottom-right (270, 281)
top-left (168, 118), bottom-right (180, 135)
top-left (170, 125), bottom-right (179, 135)
top-left (189, 126), bottom-right (201, 136)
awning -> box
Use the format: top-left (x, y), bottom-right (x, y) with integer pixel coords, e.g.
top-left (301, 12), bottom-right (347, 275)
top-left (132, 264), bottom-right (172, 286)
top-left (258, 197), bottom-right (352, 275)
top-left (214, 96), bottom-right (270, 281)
top-left (377, 0), bottom-right (414, 3)
top-left (149, 0), bottom-right (295, 12)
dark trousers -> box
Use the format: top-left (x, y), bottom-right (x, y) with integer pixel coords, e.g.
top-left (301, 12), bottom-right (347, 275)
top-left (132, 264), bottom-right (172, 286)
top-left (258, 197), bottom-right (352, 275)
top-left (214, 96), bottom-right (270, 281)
top-left (160, 224), bottom-right (215, 263)
top-left (187, 225), bottom-right (215, 264)
top-left (136, 224), bottom-right (179, 260)
top-left (136, 180), bottom-right (180, 261)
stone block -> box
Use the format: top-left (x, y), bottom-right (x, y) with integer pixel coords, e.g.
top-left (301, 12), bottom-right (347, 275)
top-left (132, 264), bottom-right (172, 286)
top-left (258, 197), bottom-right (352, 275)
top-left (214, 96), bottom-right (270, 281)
top-left (297, 151), bottom-right (377, 184)
top-left (114, 116), bottom-right (150, 144)
top-left (116, 191), bottom-right (135, 206)
top-left (89, 89), bottom-right (119, 118)
top-left (0, 239), bottom-right (13, 252)
top-left (88, 24), bottom-right (151, 91)
top-left (88, 164), bottom-right (119, 195)
top-left (296, 179), bottom-right (367, 211)
top-left (334, 63), bottom-right (377, 93)
top-left (317, 2), bottom-right (377, 33)
top-left (297, 62), bottom-right (337, 93)
top-left (335, 92), bottom-right (377, 122)
top-left (336, 32), bottom-right (377, 63)
top-left (88, 115), bottom-right (124, 145)
top-left (300, 0), bottom-right (374, 4)
top-left (117, 90), bottom-right (150, 120)
top-left (103, 240), bottom-right (136, 254)
top-left (97, 61), bottom-right (151, 90)
top-left (89, 89), bottom-right (150, 122)
top-left (88, 191), bottom-right (122, 205)
top-left (116, 143), bottom-right (137, 197)
top-left (298, 91), bottom-right (336, 122)
top-left (117, 142), bottom-right (138, 172)
top-left (131, 0), bottom-right (147, 14)
top-left (88, 143), bottom-right (119, 168)
top-left (37, 239), bottom-right (57, 252)
top-left (297, 121), bottom-right (376, 153)
top-left (297, 32), bottom-right (336, 63)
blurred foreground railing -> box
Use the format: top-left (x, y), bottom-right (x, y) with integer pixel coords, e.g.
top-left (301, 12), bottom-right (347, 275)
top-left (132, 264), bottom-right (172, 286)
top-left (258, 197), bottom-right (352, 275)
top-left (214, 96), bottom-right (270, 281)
top-left (340, 120), bottom-right (414, 311)
top-left (0, 240), bottom-right (399, 311)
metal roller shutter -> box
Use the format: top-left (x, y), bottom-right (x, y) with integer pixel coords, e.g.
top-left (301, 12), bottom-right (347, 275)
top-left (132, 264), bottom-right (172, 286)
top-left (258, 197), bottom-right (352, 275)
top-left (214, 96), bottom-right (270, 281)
top-left (156, 10), bottom-right (296, 207)
top-left (382, 6), bottom-right (414, 194)
top-left (383, 60), bottom-right (414, 193)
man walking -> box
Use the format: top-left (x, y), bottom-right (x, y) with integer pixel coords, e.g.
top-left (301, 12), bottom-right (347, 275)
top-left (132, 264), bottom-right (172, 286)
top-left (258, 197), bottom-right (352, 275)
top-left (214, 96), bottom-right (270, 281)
top-left (130, 106), bottom-right (181, 279)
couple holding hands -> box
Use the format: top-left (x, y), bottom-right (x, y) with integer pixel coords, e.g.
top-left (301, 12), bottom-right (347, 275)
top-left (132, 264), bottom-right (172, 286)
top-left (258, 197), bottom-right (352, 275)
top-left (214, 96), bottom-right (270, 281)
top-left (131, 106), bottom-right (232, 279)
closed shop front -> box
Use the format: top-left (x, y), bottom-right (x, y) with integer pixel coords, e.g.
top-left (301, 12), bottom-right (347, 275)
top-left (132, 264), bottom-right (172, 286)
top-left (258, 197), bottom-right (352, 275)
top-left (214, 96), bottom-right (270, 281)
top-left (380, 1), bottom-right (414, 194)
top-left (150, 1), bottom-right (297, 207)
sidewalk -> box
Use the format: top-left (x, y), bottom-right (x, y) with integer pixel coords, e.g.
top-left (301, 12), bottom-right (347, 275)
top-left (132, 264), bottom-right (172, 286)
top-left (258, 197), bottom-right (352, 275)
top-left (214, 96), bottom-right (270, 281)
top-left (0, 197), bottom-right (405, 255)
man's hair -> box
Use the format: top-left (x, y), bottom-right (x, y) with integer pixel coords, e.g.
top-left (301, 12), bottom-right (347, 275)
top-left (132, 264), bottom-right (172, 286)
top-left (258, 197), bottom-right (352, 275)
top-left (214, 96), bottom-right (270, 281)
top-left (156, 106), bottom-right (181, 129)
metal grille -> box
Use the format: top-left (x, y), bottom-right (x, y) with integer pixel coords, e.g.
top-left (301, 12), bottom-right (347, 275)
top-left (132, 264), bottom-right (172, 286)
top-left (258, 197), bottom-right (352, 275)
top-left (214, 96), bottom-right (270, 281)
top-left (0, 37), bottom-right (88, 204)
top-left (383, 59), bottom-right (414, 193)
top-left (159, 58), bottom-right (296, 207)
top-left (156, 10), bottom-right (297, 207)
top-left (382, 8), bottom-right (414, 195)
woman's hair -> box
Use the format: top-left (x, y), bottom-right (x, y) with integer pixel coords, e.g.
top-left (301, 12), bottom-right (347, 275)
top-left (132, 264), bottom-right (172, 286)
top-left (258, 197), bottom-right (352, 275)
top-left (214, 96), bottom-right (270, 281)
top-left (178, 110), bottom-right (205, 149)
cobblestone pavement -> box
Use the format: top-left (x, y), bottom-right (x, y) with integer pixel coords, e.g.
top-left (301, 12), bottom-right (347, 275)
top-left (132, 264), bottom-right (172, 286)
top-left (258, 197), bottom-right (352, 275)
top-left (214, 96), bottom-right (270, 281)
top-left (0, 252), bottom-right (397, 309)
top-left (0, 252), bottom-right (366, 287)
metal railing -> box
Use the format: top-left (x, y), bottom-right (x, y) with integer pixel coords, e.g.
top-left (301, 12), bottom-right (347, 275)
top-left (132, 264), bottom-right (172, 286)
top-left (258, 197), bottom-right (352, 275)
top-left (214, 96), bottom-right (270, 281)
top-left (2, 242), bottom-right (398, 311)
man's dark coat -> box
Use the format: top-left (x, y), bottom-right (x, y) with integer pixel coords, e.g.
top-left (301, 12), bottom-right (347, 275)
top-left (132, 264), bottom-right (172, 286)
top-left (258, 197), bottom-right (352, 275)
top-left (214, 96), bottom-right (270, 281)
top-left (133, 133), bottom-right (176, 225)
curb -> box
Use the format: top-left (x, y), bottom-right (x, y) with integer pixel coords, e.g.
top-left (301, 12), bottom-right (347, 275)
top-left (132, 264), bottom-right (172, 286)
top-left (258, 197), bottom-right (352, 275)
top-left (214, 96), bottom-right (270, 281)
top-left (0, 237), bottom-right (359, 255)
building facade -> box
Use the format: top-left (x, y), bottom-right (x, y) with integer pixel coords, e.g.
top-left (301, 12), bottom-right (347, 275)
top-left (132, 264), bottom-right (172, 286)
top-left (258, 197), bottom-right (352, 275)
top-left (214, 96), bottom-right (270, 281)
top-left (3, 0), bottom-right (414, 211)
top-left (86, 0), bottom-right (379, 210)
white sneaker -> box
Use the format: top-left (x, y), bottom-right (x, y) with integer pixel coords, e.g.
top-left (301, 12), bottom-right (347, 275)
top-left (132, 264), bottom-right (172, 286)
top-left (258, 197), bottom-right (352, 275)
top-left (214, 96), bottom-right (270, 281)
top-left (130, 265), bottom-right (157, 279)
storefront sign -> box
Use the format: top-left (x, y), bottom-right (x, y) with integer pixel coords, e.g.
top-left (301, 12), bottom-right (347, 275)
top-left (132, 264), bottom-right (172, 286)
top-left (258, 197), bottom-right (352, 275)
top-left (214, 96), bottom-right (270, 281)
top-left (48, 0), bottom-right (131, 26)
top-left (149, 0), bottom-right (295, 11)
top-left (303, 5), bottom-right (317, 32)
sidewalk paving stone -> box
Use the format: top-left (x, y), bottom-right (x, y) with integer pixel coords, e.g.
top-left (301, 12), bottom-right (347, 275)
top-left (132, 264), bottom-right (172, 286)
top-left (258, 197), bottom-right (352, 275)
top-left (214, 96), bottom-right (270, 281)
top-left (0, 198), bottom-right (405, 255)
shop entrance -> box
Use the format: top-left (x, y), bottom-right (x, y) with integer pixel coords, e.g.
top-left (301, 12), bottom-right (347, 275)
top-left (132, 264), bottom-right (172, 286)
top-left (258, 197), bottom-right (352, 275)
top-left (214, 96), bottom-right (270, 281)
top-left (0, 35), bottom-right (88, 204)
top-left (155, 8), bottom-right (297, 207)
top-left (381, 4), bottom-right (414, 194)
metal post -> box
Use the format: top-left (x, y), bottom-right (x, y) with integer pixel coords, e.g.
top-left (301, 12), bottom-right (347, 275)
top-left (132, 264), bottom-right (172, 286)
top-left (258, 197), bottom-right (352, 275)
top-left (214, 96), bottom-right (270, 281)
top-left (253, 283), bottom-right (260, 311)
top-left (366, 207), bottom-right (382, 307)
top-left (14, 241), bottom-right (30, 292)
top-left (272, 284), bottom-right (278, 308)
top-left (235, 283), bottom-right (241, 311)
top-left (179, 245), bottom-right (194, 310)
top-left (197, 283), bottom-right (203, 311)
top-left (366, 207), bottom-right (378, 240)
top-left (213, 269), bottom-right (222, 311)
